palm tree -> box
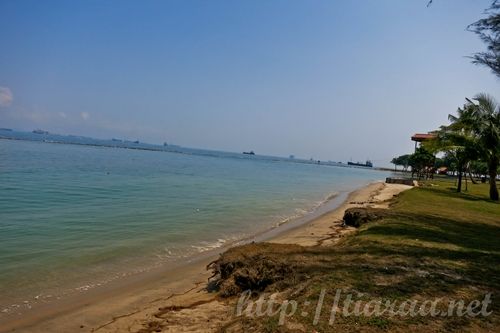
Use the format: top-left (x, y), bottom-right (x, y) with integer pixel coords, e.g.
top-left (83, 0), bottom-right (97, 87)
top-left (426, 124), bottom-right (476, 193)
top-left (458, 94), bottom-right (500, 201)
top-left (445, 101), bottom-right (482, 193)
top-left (434, 95), bottom-right (500, 199)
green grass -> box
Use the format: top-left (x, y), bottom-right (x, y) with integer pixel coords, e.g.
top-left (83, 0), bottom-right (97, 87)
top-left (220, 179), bottom-right (500, 332)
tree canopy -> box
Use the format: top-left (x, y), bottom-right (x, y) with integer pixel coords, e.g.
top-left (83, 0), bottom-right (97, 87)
top-left (391, 154), bottom-right (411, 171)
top-left (428, 0), bottom-right (500, 78)
top-left (468, 1), bottom-right (500, 78)
top-left (426, 94), bottom-right (500, 200)
top-left (408, 147), bottom-right (435, 180)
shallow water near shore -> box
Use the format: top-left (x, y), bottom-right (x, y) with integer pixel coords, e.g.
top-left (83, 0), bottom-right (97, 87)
top-left (0, 139), bottom-right (390, 316)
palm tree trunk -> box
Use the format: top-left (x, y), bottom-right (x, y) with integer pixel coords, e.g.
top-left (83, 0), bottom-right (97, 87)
top-left (468, 168), bottom-right (478, 184)
top-left (457, 164), bottom-right (463, 193)
top-left (488, 156), bottom-right (499, 201)
top-left (466, 162), bottom-right (477, 184)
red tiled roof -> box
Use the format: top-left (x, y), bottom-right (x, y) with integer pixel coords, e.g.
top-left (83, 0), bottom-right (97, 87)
top-left (411, 133), bottom-right (436, 142)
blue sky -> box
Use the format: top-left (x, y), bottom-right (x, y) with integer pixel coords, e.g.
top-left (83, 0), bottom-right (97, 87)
top-left (0, 0), bottom-right (498, 165)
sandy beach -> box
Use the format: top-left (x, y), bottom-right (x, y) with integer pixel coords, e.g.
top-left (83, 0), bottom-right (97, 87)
top-left (1, 181), bottom-right (412, 333)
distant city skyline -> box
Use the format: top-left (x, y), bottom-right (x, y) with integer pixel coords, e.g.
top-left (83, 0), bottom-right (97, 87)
top-left (1, 0), bottom-right (499, 166)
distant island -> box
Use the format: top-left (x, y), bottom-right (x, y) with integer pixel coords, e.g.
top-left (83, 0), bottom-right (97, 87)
top-left (0, 128), bottom-right (376, 169)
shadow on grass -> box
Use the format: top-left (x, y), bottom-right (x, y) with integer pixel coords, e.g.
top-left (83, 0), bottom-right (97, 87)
top-left (358, 212), bottom-right (500, 253)
top-left (214, 184), bottom-right (500, 332)
top-left (276, 204), bottom-right (500, 301)
top-left (418, 185), bottom-right (496, 203)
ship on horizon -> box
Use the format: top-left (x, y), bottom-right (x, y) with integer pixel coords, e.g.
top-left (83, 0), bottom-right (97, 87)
top-left (32, 129), bottom-right (49, 135)
top-left (347, 160), bottom-right (373, 168)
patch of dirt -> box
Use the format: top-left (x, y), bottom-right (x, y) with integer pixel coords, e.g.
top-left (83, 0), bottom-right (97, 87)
top-left (207, 242), bottom-right (305, 297)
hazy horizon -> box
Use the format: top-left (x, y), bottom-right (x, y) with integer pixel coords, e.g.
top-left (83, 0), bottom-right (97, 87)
top-left (1, 0), bottom-right (499, 166)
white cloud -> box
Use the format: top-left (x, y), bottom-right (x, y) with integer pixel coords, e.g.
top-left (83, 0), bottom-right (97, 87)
top-left (80, 112), bottom-right (90, 120)
top-left (58, 112), bottom-right (67, 118)
top-left (0, 87), bottom-right (13, 107)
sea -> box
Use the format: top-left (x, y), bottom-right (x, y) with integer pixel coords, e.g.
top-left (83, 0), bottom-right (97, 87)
top-left (0, 135), bottom-right (391, 315)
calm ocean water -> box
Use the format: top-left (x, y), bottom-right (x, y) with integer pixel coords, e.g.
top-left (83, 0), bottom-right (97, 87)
top-left (0, 139), bottom-right (390, 313)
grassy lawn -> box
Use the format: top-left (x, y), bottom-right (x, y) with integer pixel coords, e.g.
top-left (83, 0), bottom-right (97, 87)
top-left (219, 179), bottom-right (500, 332)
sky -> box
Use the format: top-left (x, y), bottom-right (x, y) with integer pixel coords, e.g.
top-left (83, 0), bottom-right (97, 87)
top-left (0, 0), bottom-right (499, 165)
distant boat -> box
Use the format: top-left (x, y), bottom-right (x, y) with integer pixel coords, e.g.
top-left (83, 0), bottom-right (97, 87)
top-left (32, 129), bottom-right (49, 135)
top-left (243, 151), bottom-right (255, 155)
top-left (348, 160), bottom-right (373, 168)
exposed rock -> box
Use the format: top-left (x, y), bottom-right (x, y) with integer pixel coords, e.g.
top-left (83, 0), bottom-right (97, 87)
top-left (342, 207), bottom-right (387, 228)
top-left (385, 177), bottom-right (414, 186)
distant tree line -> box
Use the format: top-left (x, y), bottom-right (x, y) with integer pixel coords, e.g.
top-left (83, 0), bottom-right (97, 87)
top-left (391, 150), bottom-right (490, 182)
top-left (390, 154), bottom-right (411, 172)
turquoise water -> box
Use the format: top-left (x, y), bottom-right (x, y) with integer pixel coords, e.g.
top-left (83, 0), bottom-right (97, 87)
top-left (0, 139), bottom-right (390, 312)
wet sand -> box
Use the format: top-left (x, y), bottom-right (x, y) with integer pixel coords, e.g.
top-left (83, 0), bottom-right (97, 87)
top-left (0, 182), bottom-right (412, 333)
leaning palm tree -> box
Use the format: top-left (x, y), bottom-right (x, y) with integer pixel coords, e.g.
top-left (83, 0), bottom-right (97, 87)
top-left (450, 94), bottom-right (500, 200)
top-left (463, 94), bottom-right (500, 201)
top-left (426, 123), bottom-right (477, 193)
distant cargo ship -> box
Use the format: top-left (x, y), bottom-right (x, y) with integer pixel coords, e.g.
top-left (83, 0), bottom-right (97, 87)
top-left (32, 129), bottom-right (49, 135)
top-left (348, 160), bottom-right (373, 168)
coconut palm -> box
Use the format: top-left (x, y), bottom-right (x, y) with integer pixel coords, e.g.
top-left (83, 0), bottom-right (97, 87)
top-left (458, 94), bottom-right (500, 201)
top-left (434, 94), bottom-right (500, 199)
top-left (426, 123), bottom-right (477, 193)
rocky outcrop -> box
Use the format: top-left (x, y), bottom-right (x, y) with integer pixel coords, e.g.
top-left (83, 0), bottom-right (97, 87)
top-left (342, 207), bottom-right (387, 228)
